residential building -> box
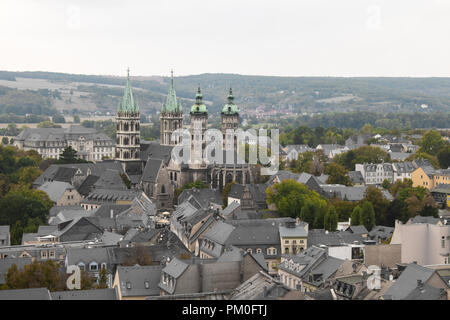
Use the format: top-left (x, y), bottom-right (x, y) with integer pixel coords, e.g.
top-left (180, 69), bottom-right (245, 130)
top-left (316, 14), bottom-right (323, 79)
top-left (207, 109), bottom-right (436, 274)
top-left (113, 265), bottom-right (162, 300)
top-left (38, 181), bottom-right (82, 206)
top-left (391, 217), bottom-right (450, 265)
top-left (278, 246), bottom-right (346, 293)
top-left (411, 166), bottom-right (450, 190)
top-left (14, 125), bottom-right (114, 161)
top-left (279, 219), bottom-right (308, 255)
top-left (384, 262), bottom-right (449, 300)
top-left (0, 226), bottom-right (10, 247)
top-left (355, 163), bottom-right (394, 185)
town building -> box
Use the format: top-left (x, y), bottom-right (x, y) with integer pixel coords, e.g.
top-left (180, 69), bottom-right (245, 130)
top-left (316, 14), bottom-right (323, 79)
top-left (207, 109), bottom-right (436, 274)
top-left (14, 125), bottom-right (114, 161)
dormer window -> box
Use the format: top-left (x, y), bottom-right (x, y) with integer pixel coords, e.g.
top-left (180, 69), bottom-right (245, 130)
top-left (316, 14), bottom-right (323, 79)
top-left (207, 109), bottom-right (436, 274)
top-left (89, 262), bottom-right (98, 271)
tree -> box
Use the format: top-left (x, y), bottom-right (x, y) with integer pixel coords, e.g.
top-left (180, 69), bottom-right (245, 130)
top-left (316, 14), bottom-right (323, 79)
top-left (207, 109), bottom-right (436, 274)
top-left (221, 182), bottom-right (235, 207)
top-left (0, 188), bottom-right (53, 244)
top-left (359, 201), bottom-right (375, 231)
top-left (362, 186), bottom-right (390, 225)
top-left (1, 137), bottom-right (8, 145)
top-left (361, 123), bottom-right (374, 134)
top-left (330, 198), bottom-right (357, 221)
top-left (324, 206), bottom-right (338, 232)
top-left (52, 114), bottom-right (66, 124)
top-left (437, 146), bottom-right (450, 169)
top-left (300, 202), bottom-right (316, 226)
top-left (96, 266), bottom-right (109, 289)
top-left (266, 179), bottom-right (327, 218)
top-left (73, 114), bottom-right (81, 123)
top-left (381, 179), bottom-right (392, 190)
top-left (419, 130), bottom-right (447, 156)
top-left (333, 146), bottom-right (390, 170)
top-left (37, 121), bottom-right (61, 128)
top-left (57, 146), bottom-right (88, 164)
top-left (17, 167), bottom-right (42, 186)
top-left (325, 162), bottom-right (352, 186)
top-left (390, 178), bottom-right (413, 197)
top-left (350, 206), bottom-right (362, 226)
top-left (3, 260), bottom-right (65, 291)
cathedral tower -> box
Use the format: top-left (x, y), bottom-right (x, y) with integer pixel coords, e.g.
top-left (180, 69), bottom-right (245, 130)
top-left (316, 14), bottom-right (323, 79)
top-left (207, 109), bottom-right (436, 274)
top-left (221, 87), bottom-right (239, 150)
top-left (116, 69), bottom-right (140, 161)
top-left (190, 87), bottom-right (208, 163)
top-left (160, 71), bottom-right (183, 146)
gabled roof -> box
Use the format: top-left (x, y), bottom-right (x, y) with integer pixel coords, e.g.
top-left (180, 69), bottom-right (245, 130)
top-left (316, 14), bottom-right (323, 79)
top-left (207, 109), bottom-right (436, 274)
top-left (348, 171), bottom-right (364, 184)
top-left (66, 247), bottom-right (110, 266)
top-left (140, 141), bottom-right (173, 164)
top-left (345, 225), bottom-right (368, 234)
top-left (117, 265), bottom-right (162, 297)
top-left (230, 271), bottom-right (291, 300)
top-left (38, 181), bottom-right (76, 202)
top-left (162, 257), bottom-right (189, 278)
top-left (93, 169), bottom-right (127, 190)
top-left (307, 229), bottom-right (365, 247)
top-left (385, 263), bottom-right (437, 300)
top-left (179, 188), bottom-right (223, 208)
top-left (51, 288), bottom-right (117, 300)
top-left (141, 158), bottom-right (163, 183)
top-left (0, 288), bottom-right (51, 300)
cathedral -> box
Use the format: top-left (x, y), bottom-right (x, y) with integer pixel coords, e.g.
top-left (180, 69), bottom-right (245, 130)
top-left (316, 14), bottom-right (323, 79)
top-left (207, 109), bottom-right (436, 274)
top-left (116, 70), bottom-right (254, 212)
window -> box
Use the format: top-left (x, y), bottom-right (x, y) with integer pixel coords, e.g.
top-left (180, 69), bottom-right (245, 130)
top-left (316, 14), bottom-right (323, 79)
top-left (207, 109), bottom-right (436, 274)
top-left (256, 248), bottom-right (262, 254)
top-left (89, 262), bottom-right (98, 271)
top-left (41, 251), bottom-right (48, 259)
top-left (49, 251), bottom-right (55, 259)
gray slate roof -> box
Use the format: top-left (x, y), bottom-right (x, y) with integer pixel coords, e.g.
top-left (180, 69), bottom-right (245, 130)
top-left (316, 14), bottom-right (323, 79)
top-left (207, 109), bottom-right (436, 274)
top-left (50, 288), bottom-right (117, 300)
top-left (116, 265), bottom-right (162, 297)
top-left (385, 263), bottom-right (436, 300)
top-left (38, 181), bottom-right (75, 202)
top-left (0, 288), bottom-right (51, 300)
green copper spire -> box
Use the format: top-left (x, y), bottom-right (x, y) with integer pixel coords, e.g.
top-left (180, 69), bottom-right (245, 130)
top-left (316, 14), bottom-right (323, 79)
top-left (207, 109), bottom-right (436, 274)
top-left (118, 68), bottom-right (139, 113)
top-left (190, 86), bottom-right (207, 114)
top-left (221, 87), bottom-right (239, 115)
top-left (162, 70), bottom-right (181, 114)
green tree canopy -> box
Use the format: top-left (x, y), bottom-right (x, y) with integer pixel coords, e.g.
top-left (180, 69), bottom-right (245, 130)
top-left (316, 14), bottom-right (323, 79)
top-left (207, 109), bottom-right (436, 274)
top-left (333, 146), bottom-right (390, 170)
top-left (325, 162), bottom-right (352, 186)
top-left (359, 201), bottom-right (376, 231)
top-left (324, 206), bottom-right (338, 232)
top-left (419, 130), bottom-right (447, 156)
top-left (266, 179), bottom-right (328, 218)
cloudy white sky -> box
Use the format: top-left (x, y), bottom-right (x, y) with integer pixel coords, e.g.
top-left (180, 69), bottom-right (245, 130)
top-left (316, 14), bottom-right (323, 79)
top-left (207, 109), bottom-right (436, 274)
top-left (1, 0), bottom-right (450, 77)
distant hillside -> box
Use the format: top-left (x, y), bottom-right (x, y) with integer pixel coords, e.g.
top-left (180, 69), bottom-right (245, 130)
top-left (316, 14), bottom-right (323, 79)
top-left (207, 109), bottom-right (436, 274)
top-left (1, 71), bottom-right (450, 117)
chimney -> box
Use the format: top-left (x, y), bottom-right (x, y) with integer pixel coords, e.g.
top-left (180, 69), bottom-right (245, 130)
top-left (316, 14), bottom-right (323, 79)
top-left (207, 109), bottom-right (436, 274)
top-left (296, 217), bottom-right (300, 225)
top-left (110, 209), bottom-right (114, 219)
top-left (417, 280), bottom-right (423, 289)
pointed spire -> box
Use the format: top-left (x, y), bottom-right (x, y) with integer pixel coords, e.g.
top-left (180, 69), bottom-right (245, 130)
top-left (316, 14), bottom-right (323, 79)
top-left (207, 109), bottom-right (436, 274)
top-left (227, 87), bottom-right (234, 104)
top-left (162, 69), bottom-right (179, 114)
top-left (118, 68), bottom-right (138, 113)
top-left (195, 85), bottom-right (203, 104)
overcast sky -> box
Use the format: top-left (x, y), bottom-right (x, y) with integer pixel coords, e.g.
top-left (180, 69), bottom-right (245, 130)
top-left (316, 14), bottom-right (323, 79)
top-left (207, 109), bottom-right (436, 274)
top-left (1, 0), bottom-right (450, 77)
